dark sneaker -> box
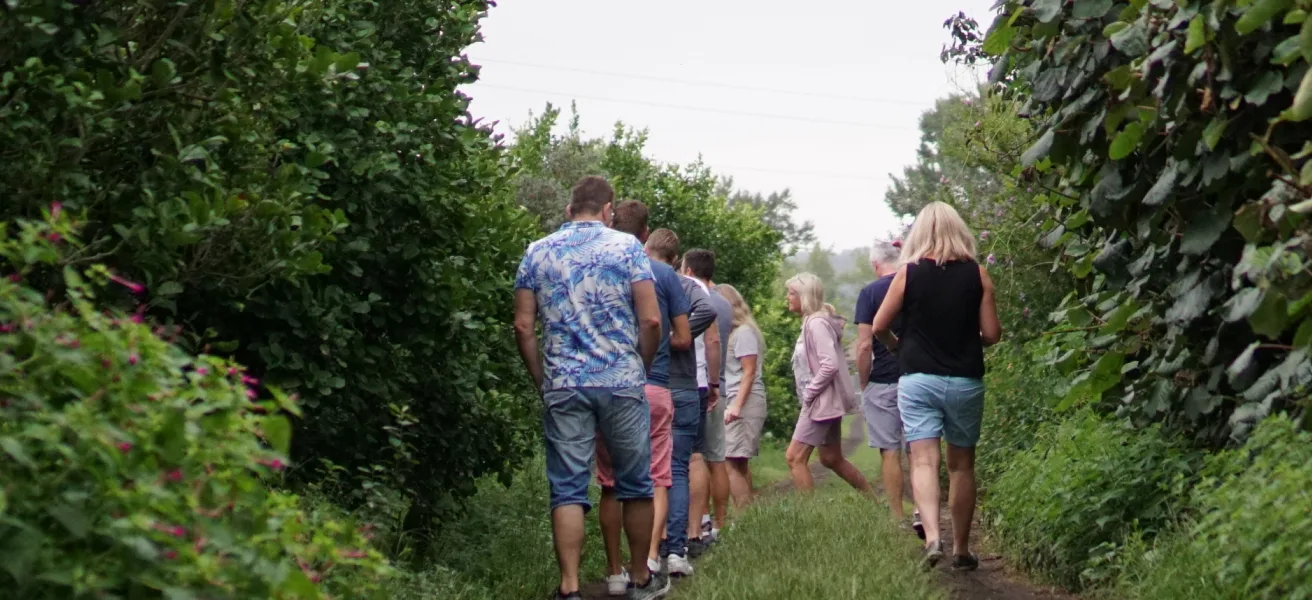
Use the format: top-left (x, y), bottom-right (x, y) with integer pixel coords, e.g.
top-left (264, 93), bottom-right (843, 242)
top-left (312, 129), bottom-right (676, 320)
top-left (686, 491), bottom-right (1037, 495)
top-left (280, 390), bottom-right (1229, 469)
top-left (685, 536), bottom-right (709, 559)
top-left (554, 590), bottom-right (583, 600)
top-left (628, 570), bottom-right (670, 600)
top-left (921, 539), bottom-right (945, 570)
top-left (912, 510), bottom-right (925, 540)
top-left (952, 553), bottom-right (980, 572)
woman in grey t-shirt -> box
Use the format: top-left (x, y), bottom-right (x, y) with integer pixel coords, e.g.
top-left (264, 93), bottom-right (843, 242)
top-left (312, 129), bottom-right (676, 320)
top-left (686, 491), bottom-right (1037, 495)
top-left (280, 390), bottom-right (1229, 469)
top-left (714, 285), bottom-right (768, 508)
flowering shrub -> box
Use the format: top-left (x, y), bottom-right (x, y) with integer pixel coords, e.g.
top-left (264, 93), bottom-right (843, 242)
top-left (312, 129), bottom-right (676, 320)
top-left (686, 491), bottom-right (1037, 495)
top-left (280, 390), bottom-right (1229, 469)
top-left (0, 213), bottom-right (390, 598)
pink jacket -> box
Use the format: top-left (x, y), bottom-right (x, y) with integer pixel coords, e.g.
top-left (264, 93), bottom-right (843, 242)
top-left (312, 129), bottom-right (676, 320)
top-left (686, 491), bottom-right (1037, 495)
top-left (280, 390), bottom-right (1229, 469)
top-left (801, 312), bottom-right (858, 422)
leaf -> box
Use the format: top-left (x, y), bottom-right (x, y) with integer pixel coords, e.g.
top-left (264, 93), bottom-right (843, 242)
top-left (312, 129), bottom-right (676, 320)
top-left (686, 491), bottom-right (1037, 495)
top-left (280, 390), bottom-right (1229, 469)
top-left (1203, 117), bottom-right (1228, 150)
top-left (1143, 159), bottom-right (1179, 206)
top-left (1227, 342), bottom-right (1261, 384)
top-left (157, 281), bottom-right (183, 296)
top-left (1225, 287), bottom-right (1264, 322)
top-left (1250, 290), bottom-right (1290, 338)
top-left (46, 504), bottom-right (90, 538)
top-left (1179, 204), bottom-right (1233, 254)
top-left (1287, 68), bottom-right (1312, 121)
top-left (0, 437), bottom-right (34, 469)
top-left (983, 25), bottom-right (1016, 56)
top-left (1091, 351), bottom-right (1126, 394)
top-left (1233, 203), bottom-right (1264, 242)
top-left (263, 415), bottom-right (292, 455)
top-left (1109, 18), bottom-right (1149, 56)
top-left (1235, 0), bottom-right (1293, 35)
top-left (1294, 318), bottom-right (1312, 348)
top-left (1073, 0), bottom-right (1114, 19)
top-left (1303, 18), bottom-right (1312, 62)
top-left (1035, 0), bottom-right (1063, 22)
top-left (1186, 15), bottom-right (1207, 54)
top-left (1109, 122), bottom-right (1144, 160)
top-left (1021, 129), bottom-right (1055, 167)
top-left (1166, 275), bottom-right (1218, 323)
top-left (1245, 71), bottom-right (1285, 105)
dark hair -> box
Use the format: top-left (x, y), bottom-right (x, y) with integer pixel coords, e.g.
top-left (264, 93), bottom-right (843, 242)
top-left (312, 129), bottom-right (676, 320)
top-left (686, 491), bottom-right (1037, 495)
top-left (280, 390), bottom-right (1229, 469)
top-left (682, 248), bottom-right (715, 280)
top-left (646, 228), bottom-right (679, 264)
top-left (569, 176), bottom-right (614, 216)
top-left (611, 199), bottom-right (649, 238)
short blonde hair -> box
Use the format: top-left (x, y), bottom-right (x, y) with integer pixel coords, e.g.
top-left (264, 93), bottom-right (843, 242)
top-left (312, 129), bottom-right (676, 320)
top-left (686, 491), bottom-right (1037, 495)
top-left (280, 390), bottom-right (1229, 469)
top-left (899, 201), bottom-right (977, 266)
top-left (785, 272), bottom-right (835, 317)
top-left (714, 284), bottom-right (760, 332)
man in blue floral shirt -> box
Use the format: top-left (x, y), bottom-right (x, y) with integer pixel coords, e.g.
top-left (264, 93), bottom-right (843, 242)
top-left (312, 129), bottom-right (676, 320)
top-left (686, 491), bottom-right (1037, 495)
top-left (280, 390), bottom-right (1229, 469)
top-left (513, 176), bottom-right (667, 599)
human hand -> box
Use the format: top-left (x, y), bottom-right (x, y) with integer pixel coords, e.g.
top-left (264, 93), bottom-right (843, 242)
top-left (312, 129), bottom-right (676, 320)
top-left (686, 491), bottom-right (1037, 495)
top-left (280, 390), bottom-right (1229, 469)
top-left (707, 387), bottom-right (719, 411)
top-left (724, 403), bottom-right (742, 424)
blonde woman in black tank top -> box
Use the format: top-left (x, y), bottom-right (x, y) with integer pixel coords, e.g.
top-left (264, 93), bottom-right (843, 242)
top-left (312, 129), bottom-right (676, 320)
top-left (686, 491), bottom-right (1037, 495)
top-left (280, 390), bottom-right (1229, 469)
top-left (872, 201), bottom-right (1002, 571)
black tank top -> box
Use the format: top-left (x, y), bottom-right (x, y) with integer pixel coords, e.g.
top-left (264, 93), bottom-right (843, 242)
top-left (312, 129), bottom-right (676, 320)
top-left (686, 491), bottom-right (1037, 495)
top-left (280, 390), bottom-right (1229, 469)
top-left (899, 258), bottom-right (985, 379)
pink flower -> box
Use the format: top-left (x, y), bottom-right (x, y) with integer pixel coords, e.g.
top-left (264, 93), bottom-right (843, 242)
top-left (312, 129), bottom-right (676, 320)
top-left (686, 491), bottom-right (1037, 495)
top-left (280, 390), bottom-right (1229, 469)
top-left (986, 254), bottom-right (996, 265)
top-left (995, 209), bottom-right (1003, 217)
top-left (246, 387), bottom-right (257, 400)
top-left (46, 233), bottom-right (62, 243)
top-left (166, 469), bottom-right (183, 482)
top-left (163, 550), bottom-right (178, 560)
top-left (227, 367), bottom-right (239, 377)
top-left (974, 121), bottom-right (981, 128)
top-left (979, 230), bottom-right (991, 241)
top-left (108, 274), bottom-right (145, 295)
top-left (6, 273), bottom-right (18, 283)
top-left (117, 442), bottom-right (133, 453)
top-left (0, 323), bottom-right (13, 333)
top-left (1023, 307), bottom-right (1032, 317)
top-left (963, 98), bottom-right (973, 106)
top-left (258, 458), bottom-right (287, 471)
top-left (128, 354), bottom-right (139, 366)
top-left (939, 176), bottom-right (950, 185)
top-left (195, 367), bottom-right (209, 376)
top-left (154, 523), bottom-right (187, 537)
top-left (241, 375), bottom-right (260, 386)
top-left (339, 549), bottom-right (367, 559)
top-left (50, 202), bottom-right (62, 220)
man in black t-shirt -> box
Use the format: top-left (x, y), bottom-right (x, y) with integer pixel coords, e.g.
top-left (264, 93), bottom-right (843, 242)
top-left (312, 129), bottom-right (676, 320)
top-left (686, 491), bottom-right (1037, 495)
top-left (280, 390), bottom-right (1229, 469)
top-left (854, 239), bottom-right (910, 524)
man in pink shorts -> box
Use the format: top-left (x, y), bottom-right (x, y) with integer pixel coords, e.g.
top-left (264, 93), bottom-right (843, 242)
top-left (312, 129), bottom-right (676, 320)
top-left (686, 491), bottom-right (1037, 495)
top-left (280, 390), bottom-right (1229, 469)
top-left (596, 200), bottom-right (692, 594)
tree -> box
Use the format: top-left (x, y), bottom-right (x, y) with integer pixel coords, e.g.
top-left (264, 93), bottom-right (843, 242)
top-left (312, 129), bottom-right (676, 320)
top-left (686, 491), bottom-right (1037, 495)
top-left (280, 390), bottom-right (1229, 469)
top-left (723, 185), bottom-right (817, 253)
top-left (803, 243), bottom-right (837, 283)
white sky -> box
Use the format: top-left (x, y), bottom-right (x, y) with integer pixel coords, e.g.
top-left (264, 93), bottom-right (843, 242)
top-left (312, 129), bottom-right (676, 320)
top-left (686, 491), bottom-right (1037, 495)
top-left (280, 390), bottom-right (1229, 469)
top-left (462, 0), bottom-right (998, 251)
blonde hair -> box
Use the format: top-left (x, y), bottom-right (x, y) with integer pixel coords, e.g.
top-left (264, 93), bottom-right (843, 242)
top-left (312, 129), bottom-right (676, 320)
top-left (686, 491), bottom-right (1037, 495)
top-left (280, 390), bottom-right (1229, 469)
top-left (899, 201), bottom-right (977, 266)
top-left (714, 284), bottom-right (759, 332)
top-left (785, 272), bottom-right (835, 318)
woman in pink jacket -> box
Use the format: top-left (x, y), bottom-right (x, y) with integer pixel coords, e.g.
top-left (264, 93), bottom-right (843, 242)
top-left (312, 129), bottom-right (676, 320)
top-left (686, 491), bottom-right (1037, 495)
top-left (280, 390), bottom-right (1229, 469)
top-left (783, 272), bottom-right (873, 493)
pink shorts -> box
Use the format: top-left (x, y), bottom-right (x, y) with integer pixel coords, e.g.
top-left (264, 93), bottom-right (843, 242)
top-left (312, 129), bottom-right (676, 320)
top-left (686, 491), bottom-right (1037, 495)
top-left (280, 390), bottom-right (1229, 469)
top-left (598, 384), bottom-right (673, 488)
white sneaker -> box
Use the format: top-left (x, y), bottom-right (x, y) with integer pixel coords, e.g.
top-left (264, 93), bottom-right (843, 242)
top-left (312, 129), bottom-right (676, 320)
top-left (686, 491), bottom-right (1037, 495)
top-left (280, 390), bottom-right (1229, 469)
top-left (666, 554), bottom-right (694, 577)
top-left (647, 557), bottom-right (662, 574)
top-left (606, 569), bottom-right (630, 596)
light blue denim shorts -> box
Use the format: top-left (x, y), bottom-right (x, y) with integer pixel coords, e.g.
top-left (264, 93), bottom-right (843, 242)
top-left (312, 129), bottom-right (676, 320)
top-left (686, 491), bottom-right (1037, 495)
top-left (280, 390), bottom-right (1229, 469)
top-left (542, 386), bottom-right (652, 511)
top-left (897, 373), bottom-right (985, 448)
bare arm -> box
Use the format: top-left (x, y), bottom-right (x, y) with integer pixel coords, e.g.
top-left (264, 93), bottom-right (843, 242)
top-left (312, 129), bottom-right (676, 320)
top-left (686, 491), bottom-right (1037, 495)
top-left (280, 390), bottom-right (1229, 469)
top-left (633, 280), bottom-right (662, 370)
top-left (686, 286), bottom-right (715, 337)
top-left (873, 266), bottom-right (907, 352)
top-left (704, 319), bottom-right (721, 408)
top-left (734, 354), bottom-right (758, 409)
top-left (670, 314), bottom-right (692, 351)
top-left (513, 289), bottom-right (544, 392)
top-left (979, 265), bottom-right (1002, 346)
top-left (856, 323), bottom-right (874, 388)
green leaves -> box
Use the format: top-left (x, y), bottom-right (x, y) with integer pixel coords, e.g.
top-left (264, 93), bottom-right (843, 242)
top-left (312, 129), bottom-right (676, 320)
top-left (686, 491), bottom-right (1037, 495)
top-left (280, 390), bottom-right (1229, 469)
top-left (1179, 204), bottom-right (1234, 254)
top-left (1109, 18), bottom-right (1149, 56)
top-left (1109, 122), bottom-right (1144, 159)
top-left (1235, 0), bottom-right (1293, 35)
top-left (1186, 15), bottom-right (1208, 54)
top-left (1073, 0), bottom-right (1114, 20)
top-left (1142, 159), bottom-right (1179, 206)
top-left (983, 24), bottom-right (1017, 55)
top-left (1250, 290), bottom-right (1290, 338)
top-left (1022, 129), bottom-right (1056, 167)
top-left (1035, 0), bottom-right (1064, 23)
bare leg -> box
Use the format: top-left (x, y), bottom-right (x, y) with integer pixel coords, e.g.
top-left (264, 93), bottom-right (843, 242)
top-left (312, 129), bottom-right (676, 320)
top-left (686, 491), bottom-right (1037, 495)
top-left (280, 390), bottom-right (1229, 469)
top-left (880, 448), bottom-right (905, 520)
top-left (946, 444), bottom-right (977, 556)
top-left (726, 459), bottom-right (753, 508)
top-left (785, 441), bottom-right (816, 492)
top-left (908, 439), bottom-right (942, 547)
top-left (599, 488), bottom-right (624, 576)
top-left (818, 443), bottom-right (872, 493)
top-left (621, 498), bottom-right (655, 586)
top-left (649, 486), bottom-right (668, 561)
top-left (551, 504), bottom-right (586, 594)
top-left (688, 453), bottom-right (709, 540)
top-left (709, 461), bottom-right (730, 530)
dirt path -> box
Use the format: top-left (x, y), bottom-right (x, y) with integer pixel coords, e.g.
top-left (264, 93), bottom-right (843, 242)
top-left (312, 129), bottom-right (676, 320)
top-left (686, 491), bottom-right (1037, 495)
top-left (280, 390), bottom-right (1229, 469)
top-left (580, 415), bottom-right (1074, 600)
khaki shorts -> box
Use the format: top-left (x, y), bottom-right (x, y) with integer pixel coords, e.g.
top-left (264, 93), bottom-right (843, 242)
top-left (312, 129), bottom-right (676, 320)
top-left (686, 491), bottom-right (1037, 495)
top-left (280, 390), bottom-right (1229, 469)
top-left (725, 390), bottom-right (767, 459)
top-left (862, 382), bottom-right (905, 451)
top-left (694, 388), bottom-right (726, 463)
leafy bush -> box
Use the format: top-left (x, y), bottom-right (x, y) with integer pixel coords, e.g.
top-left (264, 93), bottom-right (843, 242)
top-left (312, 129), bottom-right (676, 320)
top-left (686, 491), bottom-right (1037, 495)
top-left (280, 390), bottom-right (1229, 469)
top-left (0, 215), bottom-right (389, 598)
top-left (985, 411), bottom-right (1197, 589)
top-left (973, 0), bottom-right (1312, 443)
top-left (976, 341), bottom-right (1061, 486)
top-left (1, 0), bottom-right (540, 518)
top-left (756, 293), bottom-right (802, 440)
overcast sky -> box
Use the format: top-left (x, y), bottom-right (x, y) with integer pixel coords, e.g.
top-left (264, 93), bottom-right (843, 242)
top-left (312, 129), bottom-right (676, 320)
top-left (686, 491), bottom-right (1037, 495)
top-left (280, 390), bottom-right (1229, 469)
top-left (461, 0), bottom-right (998, 251)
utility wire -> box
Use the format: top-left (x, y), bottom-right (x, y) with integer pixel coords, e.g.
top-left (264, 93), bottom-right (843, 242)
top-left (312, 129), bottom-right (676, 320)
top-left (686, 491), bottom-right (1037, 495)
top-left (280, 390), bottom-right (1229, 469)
top-left (472, 83), bottom-right (919, 130)
top-left (470, 57), bottom-right (930, 106)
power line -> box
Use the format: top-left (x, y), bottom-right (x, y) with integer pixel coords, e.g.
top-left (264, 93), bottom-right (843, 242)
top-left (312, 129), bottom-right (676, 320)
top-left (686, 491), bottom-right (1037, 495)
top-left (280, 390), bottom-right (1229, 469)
top-left (470, 57), bottom-right (930, 106)
top-left (708, 163), bottom-right (886, 183)
top-left (471, 83), bottom-right (919, 130)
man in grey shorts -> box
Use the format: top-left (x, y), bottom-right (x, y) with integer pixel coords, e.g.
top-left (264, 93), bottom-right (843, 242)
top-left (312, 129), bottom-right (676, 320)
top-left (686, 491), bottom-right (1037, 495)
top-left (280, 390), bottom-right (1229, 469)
top-left (681, 249), bottom-right (730, 557)
top-left (854, 240), bottom-right (909, 523)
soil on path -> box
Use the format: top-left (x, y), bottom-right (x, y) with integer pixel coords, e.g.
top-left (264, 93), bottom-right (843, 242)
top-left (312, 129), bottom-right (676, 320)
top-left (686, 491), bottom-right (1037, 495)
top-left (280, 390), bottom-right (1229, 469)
top-left (580, 415), bottom-right (1075, 600)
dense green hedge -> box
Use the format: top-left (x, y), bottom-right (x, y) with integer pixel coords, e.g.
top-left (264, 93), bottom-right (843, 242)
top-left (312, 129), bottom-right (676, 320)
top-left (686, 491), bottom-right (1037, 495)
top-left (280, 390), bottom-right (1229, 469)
top-left (976, 0), bottom-right (1312, 443)
top-left (1, 0), bottom-right (539, 519)
top-left (0, 213), bottom-right (390, 598)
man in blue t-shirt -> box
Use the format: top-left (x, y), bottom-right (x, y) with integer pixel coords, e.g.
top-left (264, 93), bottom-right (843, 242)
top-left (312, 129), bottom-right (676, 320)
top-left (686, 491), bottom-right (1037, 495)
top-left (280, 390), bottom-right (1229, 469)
top-left (853, 239), bottom-right (910, 525)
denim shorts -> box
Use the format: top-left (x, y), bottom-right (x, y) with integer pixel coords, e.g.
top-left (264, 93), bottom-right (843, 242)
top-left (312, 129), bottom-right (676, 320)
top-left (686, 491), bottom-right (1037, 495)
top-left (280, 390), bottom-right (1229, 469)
top-left (543, 386), bottom-right (653, 511)
top-left (897, 373), bottom-right (985, 448)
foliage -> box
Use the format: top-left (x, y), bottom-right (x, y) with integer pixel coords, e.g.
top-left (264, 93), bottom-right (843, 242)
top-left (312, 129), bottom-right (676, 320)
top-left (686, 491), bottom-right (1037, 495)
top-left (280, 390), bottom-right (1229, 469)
top-left (756, 288), bottom-right (802, 440)
top-left (975, 341), bottom-right (1061, 486)
top-left (976, 0), bottom-right (1312, 442)
top-left (885, 93), bottom-right (1072, 340)
top-left (509, 104), bottom-right (792, 302)
top-left (0, 214), bottom-right (390, 598)
top-left (1111, 414), bottom-right (1312, 599)
top-left (985, 411), bottom-right (1198, 590)
top-left (724, 187), bottom-right (816, 254)
top-left (0, 0), bottom-right (541, 519)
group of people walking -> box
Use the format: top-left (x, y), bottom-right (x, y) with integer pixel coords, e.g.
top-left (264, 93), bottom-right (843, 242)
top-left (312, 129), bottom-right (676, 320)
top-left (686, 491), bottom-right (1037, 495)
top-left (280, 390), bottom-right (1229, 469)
top-left (514, 176), bottom-right (1000, 600)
